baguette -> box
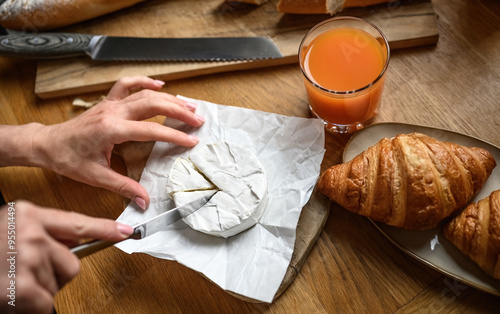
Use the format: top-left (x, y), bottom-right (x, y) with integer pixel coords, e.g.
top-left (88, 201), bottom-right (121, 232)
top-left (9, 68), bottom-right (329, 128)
top-left (318, 133), bottom-right (496, 230)
top-left (0, 0), bottom-right (148, 31)
top-left (443, 190), bottom-right (500, 279)
top-left (277, 0), bottom-right (397, 15)
top-left (237, 0), bottom-right (269, 4)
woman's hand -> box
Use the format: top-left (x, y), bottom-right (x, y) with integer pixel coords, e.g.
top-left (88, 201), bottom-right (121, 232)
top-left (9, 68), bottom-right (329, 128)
top-left (32, 76), bottom-right (205, 210)
top-left (0, 200), bottom-right (134, 314)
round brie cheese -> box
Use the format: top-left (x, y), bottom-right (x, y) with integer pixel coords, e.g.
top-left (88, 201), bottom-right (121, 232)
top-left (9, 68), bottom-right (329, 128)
top-left (166, 142), bottom-right (268, 238)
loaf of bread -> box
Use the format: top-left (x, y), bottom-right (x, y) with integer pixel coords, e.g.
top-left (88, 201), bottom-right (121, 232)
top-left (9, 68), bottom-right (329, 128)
top-left (277, 0), bottom-right (397, 14)
top-left (318, 133), bottom-right (496, 230)
top-left (0, 0), bottom-right (148, 31)
top-left (237, 0), bottom-right (269, 4)
top-left (443, 190), bottom-right (500, 279)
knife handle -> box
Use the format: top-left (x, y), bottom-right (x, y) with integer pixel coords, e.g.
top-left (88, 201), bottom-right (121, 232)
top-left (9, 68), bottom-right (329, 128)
top-left (70, 231), bottom-right (141, 259)
top-left (0, 32), bottom-right (94, 59)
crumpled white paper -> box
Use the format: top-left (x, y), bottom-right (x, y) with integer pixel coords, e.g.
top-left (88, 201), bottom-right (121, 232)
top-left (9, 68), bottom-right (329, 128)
top-left (115, 96), bottom-right (325, 303)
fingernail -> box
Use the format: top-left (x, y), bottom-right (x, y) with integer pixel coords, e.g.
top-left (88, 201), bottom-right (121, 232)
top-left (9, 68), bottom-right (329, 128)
top-left (154, 80), bottom-right (165, 87)
top-left (134, 196), bottom-right (147, 210)
top-left (117, 223), bottom-right (134, 236)
top-left (189, 135), bottom-right (200, 143)
top-left (186, 102), bottom-right (197, 110)
top-left (195, 114), bottom-right (205, 123)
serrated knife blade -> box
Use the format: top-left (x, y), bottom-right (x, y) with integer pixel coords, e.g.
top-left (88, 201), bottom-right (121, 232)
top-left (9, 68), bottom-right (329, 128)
top-left (70, 192), bottom-right (214, 259)
top-left (0, 32), bottom-right (283, 61)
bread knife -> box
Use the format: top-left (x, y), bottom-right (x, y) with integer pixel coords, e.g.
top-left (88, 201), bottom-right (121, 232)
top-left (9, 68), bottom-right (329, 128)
top-left (70, 192), bottom-right (214, 259)
top-left (0, 31), bottom-right (283, 61)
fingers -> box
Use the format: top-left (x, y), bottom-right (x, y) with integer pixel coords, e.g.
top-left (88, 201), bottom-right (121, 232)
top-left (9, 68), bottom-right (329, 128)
top-left (20, 246), bottom-right (59, 297)
top-left (106, 75), bottom-right (165, 101)
top-left (104, 76), bottom-right (205, 128)
top-left (37, 208), bottom-right (134, 242)
top-left (11, 201), bottom-right (85, 313)
top-left (121, 90), bottom-right (205, 128)
top-left (88, 166), bottom-right (151, 210)
top-left (114, 120), bottom-right (200, 147)
top-left (16, 272), bottom-right (55, 314)
top-left (49, 241), bottom-right (81, 287)
top-left (103, 76), bottom-right (206, 142)
top-left (17, 246), bottom-right (78, 313)
top-left (23, 241), bottom-right (79, 295)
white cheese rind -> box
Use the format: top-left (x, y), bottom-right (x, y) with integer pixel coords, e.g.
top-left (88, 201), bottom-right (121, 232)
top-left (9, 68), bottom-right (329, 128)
top-left (166, 142), bottom-right (268, 238)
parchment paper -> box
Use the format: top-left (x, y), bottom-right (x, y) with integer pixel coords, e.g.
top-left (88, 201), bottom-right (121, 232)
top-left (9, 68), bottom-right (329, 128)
top-left (115, 96), bottom-right (325, 302)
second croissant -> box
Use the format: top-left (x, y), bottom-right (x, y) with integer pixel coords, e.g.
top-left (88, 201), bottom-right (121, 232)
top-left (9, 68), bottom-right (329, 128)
top-left (318, 132), bottom-right (497, 230)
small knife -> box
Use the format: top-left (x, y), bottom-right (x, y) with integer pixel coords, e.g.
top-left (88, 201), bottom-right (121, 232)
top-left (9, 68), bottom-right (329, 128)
top-left (0, 31), bottom-right (283, 61)
top-left (70, 193), bottom-right (213, 259)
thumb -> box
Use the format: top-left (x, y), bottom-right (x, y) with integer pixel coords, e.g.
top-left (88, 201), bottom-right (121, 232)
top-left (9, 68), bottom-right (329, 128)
top-left (96, 167), bottom-right (150, 210)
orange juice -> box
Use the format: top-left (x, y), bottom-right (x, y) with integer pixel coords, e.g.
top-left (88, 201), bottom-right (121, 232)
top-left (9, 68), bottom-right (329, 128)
top-left (300, 20), bottom-right (389, 130)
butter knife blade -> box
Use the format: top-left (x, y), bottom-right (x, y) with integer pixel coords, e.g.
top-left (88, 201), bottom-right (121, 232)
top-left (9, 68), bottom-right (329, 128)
top-left (70, 192), bottom-right (214, 259)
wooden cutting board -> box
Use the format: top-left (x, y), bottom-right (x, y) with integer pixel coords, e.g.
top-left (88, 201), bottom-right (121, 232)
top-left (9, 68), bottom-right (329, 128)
top-left (34, 0), bottom-right (439, 99)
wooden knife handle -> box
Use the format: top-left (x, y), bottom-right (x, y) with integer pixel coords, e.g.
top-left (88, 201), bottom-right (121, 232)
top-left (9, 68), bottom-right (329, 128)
top-left (0, 32), bottom-right (94, 59)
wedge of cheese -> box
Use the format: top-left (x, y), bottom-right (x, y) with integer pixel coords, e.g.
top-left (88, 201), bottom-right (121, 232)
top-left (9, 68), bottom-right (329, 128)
top-left (166, 142), bottom-right (269, 238)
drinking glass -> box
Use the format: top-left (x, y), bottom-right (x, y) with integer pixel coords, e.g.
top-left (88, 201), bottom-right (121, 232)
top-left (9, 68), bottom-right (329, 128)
top-left (299, 17), bottom-right (390, 133)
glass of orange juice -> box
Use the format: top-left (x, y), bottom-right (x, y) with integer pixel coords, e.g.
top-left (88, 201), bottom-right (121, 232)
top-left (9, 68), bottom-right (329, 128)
top-left (299, 17), bottom-right (390, 133)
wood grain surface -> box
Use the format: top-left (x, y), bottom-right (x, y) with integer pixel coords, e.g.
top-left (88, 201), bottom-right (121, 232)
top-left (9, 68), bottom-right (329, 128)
top-left (34, 0), bottom-right (438, 99)
top-left (1, 0), bottom-right (500, 313)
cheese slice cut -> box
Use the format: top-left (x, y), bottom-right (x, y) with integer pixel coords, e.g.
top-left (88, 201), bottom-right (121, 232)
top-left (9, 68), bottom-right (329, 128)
top-left (166, 142), bottom-right (269, 238)
top-left (166, 157), bottom-right (215, 197)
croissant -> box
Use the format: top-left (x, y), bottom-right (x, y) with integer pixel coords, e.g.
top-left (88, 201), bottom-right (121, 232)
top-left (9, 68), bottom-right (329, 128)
top-left (318, 132), bottom-right (496, 230)
top-left (443, 190), bottom-right (500, 279)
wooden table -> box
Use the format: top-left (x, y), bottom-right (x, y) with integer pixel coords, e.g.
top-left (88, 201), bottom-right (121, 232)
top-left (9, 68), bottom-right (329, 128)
top-left (1, 0), bottom-right (500, 312)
